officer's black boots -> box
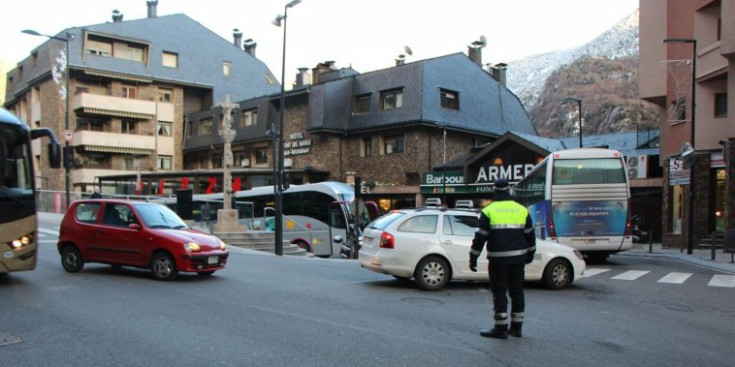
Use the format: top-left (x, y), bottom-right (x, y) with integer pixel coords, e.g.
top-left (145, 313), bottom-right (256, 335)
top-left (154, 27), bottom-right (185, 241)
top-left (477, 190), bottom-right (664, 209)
top-left (508, 322), bottom-right (523, 338)
top-left (480, 325), bottom-right (509, 339)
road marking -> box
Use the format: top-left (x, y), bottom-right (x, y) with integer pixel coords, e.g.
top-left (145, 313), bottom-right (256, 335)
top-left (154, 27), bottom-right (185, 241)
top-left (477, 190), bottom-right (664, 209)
top-left (658, 272), bottom-right (692, 284)
top-left (612, 270), bottom-right (650, 280)
top-left (580, 268), bottom-right (610, 278)
top-left (708, 275), bottom-right (735, 288)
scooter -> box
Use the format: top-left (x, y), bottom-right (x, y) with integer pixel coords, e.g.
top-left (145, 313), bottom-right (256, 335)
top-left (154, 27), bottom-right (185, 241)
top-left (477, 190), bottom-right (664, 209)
top-left (631, 215), bottom-right (649, 243)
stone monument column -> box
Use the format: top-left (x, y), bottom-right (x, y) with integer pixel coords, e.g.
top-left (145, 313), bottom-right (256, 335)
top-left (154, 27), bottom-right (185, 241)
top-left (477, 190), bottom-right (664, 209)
top-left (213, 95), bottom-right (247, 233)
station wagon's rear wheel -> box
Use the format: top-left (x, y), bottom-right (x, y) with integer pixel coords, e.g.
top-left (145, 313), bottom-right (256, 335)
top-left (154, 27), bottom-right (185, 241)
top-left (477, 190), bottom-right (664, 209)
top-left (61, 245), bottom-right (84, 273)
top-left (543, 258), bottom-right (572, 290)
top-left (151, 252), bottom-right (178, 281)
top-left (414, 256), bottom-right (450, 291)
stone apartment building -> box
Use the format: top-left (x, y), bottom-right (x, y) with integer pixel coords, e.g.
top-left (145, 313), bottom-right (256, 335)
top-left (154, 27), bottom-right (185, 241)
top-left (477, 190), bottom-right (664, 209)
top-left (181, 52), bottom-right (537, 210)
top-left (639, 0), bottom-right (735, 249)
top-left (3, 1), bottom-right (280, 201)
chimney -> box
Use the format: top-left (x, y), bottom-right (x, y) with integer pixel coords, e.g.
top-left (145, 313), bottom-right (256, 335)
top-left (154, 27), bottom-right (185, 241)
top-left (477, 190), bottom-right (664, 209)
top-left (112, 9), bottom-right (124, 22)
top-left (233, 29), bottom-right (243, 49)
top-left (146, 0), bottom-right (158, 18)
top-left (468, 46), bottom-right (482, 66)
top-left (491, 63), bottom-right (507, 86)
top-left (311, 61), bottom-right (335, 84)
top-left (244, 39), bottom-right (257, 57)
top-left (295, 67), bottom-right (310, 87)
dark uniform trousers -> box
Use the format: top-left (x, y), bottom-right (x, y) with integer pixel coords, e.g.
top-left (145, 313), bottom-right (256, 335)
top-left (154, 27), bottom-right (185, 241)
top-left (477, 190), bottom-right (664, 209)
top-left (489, 262), bottom-right (525, 315)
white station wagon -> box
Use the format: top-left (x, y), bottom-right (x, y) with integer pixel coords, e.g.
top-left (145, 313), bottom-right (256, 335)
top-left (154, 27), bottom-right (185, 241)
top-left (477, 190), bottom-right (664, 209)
top-left (358, 207), bottom-right (586, 291)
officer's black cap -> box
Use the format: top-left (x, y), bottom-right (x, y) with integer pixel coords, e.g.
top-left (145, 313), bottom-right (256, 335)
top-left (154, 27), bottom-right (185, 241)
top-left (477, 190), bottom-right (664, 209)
top-left (494, 178), bottom-right (509, 191)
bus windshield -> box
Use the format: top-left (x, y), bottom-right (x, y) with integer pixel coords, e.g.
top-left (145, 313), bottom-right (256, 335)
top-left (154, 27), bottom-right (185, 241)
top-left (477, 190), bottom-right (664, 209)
top-left (552, 158), bottom-right (626, 185)
top-left (0, 123), bottom-right (34, 202)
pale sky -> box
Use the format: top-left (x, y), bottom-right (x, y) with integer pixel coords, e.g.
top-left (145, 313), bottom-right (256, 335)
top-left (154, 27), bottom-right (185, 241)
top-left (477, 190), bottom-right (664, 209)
top-left (3, 0), bottom-right (639, 88)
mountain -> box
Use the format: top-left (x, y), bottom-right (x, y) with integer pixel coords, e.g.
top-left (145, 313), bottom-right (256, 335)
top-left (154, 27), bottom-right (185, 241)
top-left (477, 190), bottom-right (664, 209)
top-left (506, 9), bottom-right (660, 137)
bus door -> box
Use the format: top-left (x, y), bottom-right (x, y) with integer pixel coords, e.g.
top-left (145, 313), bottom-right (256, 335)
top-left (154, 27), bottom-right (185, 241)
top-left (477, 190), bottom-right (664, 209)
top-left (328, 203), bottom-right (348, 257)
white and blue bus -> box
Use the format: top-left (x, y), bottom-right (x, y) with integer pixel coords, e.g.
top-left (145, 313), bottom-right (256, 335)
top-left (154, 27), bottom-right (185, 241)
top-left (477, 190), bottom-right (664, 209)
top-left (513, 148), bottom-right (632, 262)
top-left (156, 182), bottom-right (379, 258)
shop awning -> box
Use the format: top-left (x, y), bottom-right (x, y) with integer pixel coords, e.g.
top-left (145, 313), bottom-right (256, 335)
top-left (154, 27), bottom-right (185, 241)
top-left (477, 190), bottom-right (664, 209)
top-left (84, 145), bottom-right (153, 155)
top-left (80, 107), bottom-right (153, 120)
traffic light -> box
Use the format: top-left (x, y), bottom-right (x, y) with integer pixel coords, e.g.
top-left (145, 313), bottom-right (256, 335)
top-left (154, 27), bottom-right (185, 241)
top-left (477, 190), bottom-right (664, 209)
top-left (63, 145), bottom-right (74, 169)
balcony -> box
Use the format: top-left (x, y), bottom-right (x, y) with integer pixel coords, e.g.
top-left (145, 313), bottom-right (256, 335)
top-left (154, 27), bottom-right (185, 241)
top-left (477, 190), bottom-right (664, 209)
top-left (72, 92), bottom-right (156, 120)
top-left (72, 130), bottom-right (155, 155)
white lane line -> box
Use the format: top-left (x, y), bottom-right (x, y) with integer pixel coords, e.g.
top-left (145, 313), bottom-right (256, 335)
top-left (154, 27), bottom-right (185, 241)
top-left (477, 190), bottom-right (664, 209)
top-left (708, 275), bottom-right (735, 288)
top-left (658, 272), bottom-right (692, 284)
top-left (612, 270), bottom-right (650, 280)
top-left (580, 268), bottom-right (611, 278)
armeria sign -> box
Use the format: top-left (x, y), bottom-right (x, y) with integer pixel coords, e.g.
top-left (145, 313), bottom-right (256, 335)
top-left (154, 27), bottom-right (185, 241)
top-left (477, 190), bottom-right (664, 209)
top-left (476, 164), bottom-right (535, 182)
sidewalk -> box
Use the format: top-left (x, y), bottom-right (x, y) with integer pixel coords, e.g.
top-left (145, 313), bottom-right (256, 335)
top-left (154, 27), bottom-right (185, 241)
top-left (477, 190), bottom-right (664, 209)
top-left (618, 242), bottom-right (735, 274)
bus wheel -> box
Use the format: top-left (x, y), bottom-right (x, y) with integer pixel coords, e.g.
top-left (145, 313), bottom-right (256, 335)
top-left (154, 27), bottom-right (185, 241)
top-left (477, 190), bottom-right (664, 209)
top-left (150, 252), bottom-right (178, 281)
top-left (414, 256), bottom-right (450, 291)
top-left (61, 245), bottom-right (84, 273)
top-left (294, 240), bottom-right (311, 253)
top-left (543, 258), bottom-right (572, 290)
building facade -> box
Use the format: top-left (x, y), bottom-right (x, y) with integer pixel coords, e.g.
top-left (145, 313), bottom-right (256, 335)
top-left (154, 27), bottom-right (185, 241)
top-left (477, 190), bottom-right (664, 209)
top-left (3, 1), bottom-right (280, 201)
top-left (639, 0), bottom-right (734, 248)
top-left (180, 52), bottom-right (537, 211)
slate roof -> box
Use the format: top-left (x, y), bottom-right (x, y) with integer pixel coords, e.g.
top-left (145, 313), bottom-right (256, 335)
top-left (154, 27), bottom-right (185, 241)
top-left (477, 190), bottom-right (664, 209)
top-left (7, 14), bottom-right (280, 104)
top-left (307, 53), bottom-right (536, 136)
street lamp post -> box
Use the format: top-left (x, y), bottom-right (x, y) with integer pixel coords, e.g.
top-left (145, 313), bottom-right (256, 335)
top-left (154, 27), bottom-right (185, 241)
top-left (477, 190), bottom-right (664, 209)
top-left (22, 29), bottom-right (73, 209)
top-left (563, 97), bottom-right (583, 148)
top-left (273, 0), bottom-right (301, 256)
top-left (664, 38), bottom-right (697, 255)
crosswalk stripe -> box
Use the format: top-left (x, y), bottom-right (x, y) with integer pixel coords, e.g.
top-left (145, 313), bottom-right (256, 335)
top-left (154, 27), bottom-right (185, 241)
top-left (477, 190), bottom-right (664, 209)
top-left (581, 268), bottom-right (610, 278)
top-left (658, 272), bottom-right (692, 284)
top-left (708, 275), bottom-right (735, 288)
top-left (612, 270), bottom-right (650, 280)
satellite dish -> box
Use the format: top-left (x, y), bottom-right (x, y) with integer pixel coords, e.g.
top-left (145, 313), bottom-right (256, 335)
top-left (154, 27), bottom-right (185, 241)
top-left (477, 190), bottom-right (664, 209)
top-left (404, 46), bottom-right (413, 56)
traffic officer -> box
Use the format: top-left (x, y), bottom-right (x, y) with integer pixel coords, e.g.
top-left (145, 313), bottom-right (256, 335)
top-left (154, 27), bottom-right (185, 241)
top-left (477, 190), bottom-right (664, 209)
top-left (469, 178), bottom-right (535, 339)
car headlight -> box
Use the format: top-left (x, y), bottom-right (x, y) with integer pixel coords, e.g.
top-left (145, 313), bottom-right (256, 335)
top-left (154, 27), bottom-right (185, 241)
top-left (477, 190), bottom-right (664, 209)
top-left (184, 242), bottom-right (201, 252)
top-left (219, 240), bottom-right (227, 251)
top-left (8, 232), bottom-right (34, 249)
top-left (573, 250), bottom-right (584, 261)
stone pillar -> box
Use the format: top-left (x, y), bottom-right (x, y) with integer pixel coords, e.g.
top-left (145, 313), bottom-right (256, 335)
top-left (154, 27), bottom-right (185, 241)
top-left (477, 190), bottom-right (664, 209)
top-left (213, 95), bottom-right (246, 233)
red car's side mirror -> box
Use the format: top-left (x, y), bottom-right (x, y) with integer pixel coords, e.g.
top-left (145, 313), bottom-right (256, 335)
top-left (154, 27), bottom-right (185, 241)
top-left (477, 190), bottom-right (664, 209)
top-left (128, 223), bottom-right (141, 230)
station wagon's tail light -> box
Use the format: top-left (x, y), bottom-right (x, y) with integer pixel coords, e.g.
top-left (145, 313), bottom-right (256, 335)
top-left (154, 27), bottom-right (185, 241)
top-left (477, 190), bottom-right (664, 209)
top-left (379, 232), bottom-right (394, 249)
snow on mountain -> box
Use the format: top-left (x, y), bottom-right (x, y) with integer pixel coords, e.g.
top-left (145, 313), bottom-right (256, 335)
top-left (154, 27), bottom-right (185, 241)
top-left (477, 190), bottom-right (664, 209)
top-left (506, 9), bottom-right (639, 109)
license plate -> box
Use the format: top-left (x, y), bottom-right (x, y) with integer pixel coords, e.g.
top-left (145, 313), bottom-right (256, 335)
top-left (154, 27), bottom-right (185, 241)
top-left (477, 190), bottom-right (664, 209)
top-left (207, 256), bottom-right (218, 264)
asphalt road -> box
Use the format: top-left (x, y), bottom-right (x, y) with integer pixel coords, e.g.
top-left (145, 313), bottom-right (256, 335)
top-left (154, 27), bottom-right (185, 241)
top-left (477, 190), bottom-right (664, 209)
top-left (1, 220), bottom-right (733, 367)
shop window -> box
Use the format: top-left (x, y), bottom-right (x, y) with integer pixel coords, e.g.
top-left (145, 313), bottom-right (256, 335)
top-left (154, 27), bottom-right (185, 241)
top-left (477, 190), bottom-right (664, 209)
top-left (670, 185), bottom-right (683, 234)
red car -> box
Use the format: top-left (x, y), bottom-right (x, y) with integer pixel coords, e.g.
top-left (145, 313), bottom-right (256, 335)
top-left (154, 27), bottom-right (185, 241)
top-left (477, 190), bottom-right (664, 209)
top-left (58, 199), bottom-right (228, 280)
